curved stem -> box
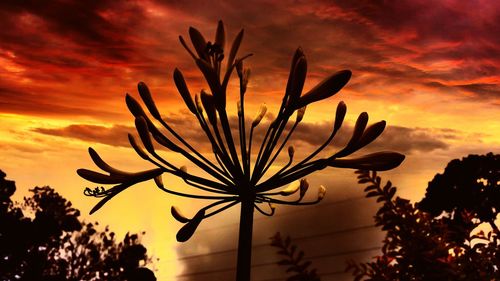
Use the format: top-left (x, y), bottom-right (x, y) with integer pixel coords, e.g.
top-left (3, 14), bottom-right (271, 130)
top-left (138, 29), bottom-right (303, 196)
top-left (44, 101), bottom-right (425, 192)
top-left (145, 154), bottom-right (231, 191)
top-left (254, 202), bottom-right (275, 216)
top-left (219, 109), bottom-right (244, 177)
top-left (252, 112), bottom-right (292, 184)
top-left (158, 117), bottom-right (232, 180)
top-left (183, 177), bottom-right (233, 194)
top-left (264, 196), bottom-right (320, 206)
top-left (279, 125), bottom-right (340, 178)
top-left (155, 183), bottom-right (234, 200)
top-left (257, 158), bottom-right (328, 192)
top-left (252, 122), bottom-right (273, 181)
top-left (196, 110), bottom-right (237, 179)
top-left (247, 126), bottom-right (255, 174)
top-left (204, 200), bottom-right (240, 219)
top-left (258, 121), bottom-right (298, 181)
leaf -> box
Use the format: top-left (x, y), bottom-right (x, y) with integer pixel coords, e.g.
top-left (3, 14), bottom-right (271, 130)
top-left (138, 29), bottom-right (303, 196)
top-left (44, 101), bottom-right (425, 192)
top-left (364, 185), bottom-right (377, 192)
top-left (176, 209), bottom-right (205, 242)
top-left (299, 260), bottom-right (312, 270)
top-left (296, 251), bottom-right (304, 262)
top-left (137, 82), bottom-right (161, 119)
top-left (388, 187), bottom-right (396, 199)
top-left (383, 181), bottom-right (392, 193)
top-left (277, 259), bottom-right (292, 265)
top-left (366, 191), bottom-right (379, 198)
top-left (296, 70), bottom-right (351, 108)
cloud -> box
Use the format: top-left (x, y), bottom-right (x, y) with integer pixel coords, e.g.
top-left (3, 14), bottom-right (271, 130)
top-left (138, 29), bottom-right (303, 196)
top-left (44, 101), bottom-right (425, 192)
top-left (33, 111), bottom-right (452, 156)
top-left (1, 0), bottom-right (498, 120)
top-left (33, 124), bottom-right (133, 147)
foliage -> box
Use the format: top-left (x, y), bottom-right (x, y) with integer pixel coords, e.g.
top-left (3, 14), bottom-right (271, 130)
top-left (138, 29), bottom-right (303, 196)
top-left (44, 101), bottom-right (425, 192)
top-left (346, 153), bottom-right (500, 281)
top-left (0, 170), bottom-right (155, 281)
top-left (270, 232), bottom-right (321, 281)
top-left (419, 152), bottom-right (500, 231)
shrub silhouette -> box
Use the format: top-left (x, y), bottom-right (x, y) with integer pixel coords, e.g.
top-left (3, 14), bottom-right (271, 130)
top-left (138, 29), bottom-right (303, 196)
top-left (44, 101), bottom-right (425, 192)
top-left (78, 20), bottom-right (405, 281)
top-left (270, 232), bottom-right (321, 281)
top-left (346, 153), bottom-right (500, 281)
top-left (0, 170), bottom-right (155, 281)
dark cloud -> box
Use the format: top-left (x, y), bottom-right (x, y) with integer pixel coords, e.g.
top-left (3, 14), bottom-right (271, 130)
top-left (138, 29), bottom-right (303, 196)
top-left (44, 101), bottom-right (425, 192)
top-left (33, 111), bottom-right (451, 156)
top-left (33, 124), bottom-right (133, 147)
top-left (1, 0), bottom-right (499, 119)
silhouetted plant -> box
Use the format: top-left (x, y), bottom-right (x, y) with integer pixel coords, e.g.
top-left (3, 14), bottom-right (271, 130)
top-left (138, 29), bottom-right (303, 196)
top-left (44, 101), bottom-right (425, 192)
top-left (0, 170), bottom-right (155, 281)
top-left (346, 153), bottom-right (500, 281)
top-left (419, 152), bottom-right (500, 234)
top-left (270, 232), bottom-right (321, 281)
top-left (78, 21), bottom-right (405, 281)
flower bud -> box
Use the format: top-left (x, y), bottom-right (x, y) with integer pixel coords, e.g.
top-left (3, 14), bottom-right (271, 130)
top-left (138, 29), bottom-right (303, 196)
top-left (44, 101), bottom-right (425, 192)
top-left (154, 175), bottom-right (163, 188)
top-left (318, 185), bottom-right (326, 201)
top-left (296, 106), bottom-right (306, 122)
top-left (236, 60), bottom-right (244, 78)
top-left (135, 117), bottom-right (154, 154)
top-left (279, 181), bottom-right (300, 196)
top-left (176, 208), bottom-right (205, 242)
top-left (171, 206), bottom-right (190, 223)
top-left (252, 103), bottom-right (267, 127)
top-left (180, 166), bottom-right (188, 173)
top-left (288, 146), bottom-right (295, 159)
top-left (237, 101), bottom-right (242, 116)
top-left (214, 20), bottom-right (225, 50)
top-left (189, 27), bottom-right (208, 60)
top-left (296, 70), bottom-right (351, 109)
top-left (195, 94), bottom-right (203, 113)
top-left (299, 178), bottom-right (309, 199)
top-left (201, 90), bottom-right (217, 125)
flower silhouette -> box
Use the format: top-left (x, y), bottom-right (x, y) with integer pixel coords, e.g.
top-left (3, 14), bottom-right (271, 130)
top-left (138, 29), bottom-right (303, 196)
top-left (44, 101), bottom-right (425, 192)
top-left (78, 21), bottom-right (405, 281)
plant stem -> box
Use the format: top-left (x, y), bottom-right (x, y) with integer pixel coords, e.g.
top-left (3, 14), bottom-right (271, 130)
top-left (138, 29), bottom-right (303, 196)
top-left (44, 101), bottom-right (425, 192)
top-left (236, 198), bottom-right (254, 281)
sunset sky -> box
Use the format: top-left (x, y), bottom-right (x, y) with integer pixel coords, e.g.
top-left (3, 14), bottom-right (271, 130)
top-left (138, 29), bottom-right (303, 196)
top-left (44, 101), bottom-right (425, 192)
top-left (0, 0), bottom-right (499, 280)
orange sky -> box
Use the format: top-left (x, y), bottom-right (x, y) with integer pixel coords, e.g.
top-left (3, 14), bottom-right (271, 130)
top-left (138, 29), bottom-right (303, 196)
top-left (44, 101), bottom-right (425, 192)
top-left (0, 1), bottom-right (499, 280)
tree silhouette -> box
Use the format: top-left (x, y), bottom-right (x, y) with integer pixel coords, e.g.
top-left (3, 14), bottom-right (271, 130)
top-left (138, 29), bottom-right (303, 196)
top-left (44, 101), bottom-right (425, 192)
top-left (419, 152), bottom-right (500, 234)
top-left (346, 153), bottom-right (500, 281)
top-left (78, 21), bottom-right (405, 281)
top-left (0, 170), bottom-right (155, 281)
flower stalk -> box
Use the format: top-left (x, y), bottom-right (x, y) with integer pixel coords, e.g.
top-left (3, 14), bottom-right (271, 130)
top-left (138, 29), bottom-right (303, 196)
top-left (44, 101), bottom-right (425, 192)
top-left (78, 21), bottom-right (405, 281)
